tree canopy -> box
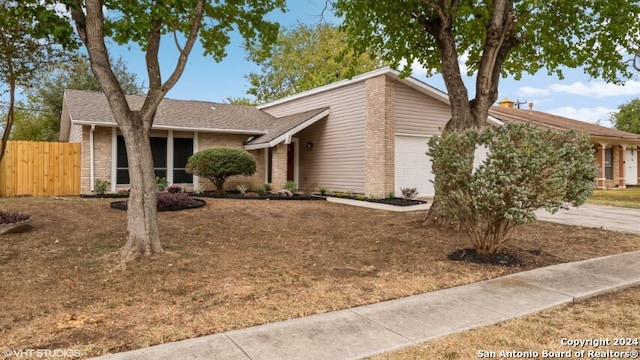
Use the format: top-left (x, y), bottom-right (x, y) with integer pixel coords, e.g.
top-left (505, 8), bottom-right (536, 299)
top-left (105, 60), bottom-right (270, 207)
top-left (245, 23), bottom-right (384, 103)
top-left (11, 56), bottom-right (143, 141)
top-left (0, 0), bottom-right (78, 162)
top-left (611, 98), bottom-right (640, 134)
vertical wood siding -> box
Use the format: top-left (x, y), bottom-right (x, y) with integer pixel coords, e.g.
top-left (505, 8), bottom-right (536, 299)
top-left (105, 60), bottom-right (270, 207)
top-left (0, 141), bottom-right (81, 196)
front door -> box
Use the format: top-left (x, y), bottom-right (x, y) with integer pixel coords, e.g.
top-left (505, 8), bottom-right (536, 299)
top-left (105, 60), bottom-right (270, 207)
top-left (625, 149), bottom-right (638, 185)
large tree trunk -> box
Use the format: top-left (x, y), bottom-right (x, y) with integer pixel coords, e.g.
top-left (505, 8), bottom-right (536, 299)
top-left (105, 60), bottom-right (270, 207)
top-left (0, 79), bottom-right (16, 164)
top-left (118, 121), bottom-right (161, 263)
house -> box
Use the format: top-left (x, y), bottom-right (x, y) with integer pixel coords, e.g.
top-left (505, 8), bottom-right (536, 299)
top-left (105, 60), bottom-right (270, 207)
top-left (61, 67), bottom-right (498, 197)
top-left (59, 67), bottom-right (640, 197)
top-left (490, 99), bottom-right (640, 188)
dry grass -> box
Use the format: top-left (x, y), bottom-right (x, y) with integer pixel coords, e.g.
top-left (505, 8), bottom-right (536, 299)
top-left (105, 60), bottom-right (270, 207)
top-left (372, 286), bottom-right (640, 360)
top-left (0, 197), bottom-right (638, 358)
top-left (587, 187), bottom-right (640, 208)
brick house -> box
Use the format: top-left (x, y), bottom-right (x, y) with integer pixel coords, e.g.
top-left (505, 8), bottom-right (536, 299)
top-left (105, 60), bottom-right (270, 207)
top-left (61, 67), bottom-right (492, 197)
top-left (490, 99), bottom-right (640, 188)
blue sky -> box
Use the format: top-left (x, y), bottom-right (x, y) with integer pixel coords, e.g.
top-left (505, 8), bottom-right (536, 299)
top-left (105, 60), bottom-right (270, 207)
top-left (108, 0), bottom-right (640, 128)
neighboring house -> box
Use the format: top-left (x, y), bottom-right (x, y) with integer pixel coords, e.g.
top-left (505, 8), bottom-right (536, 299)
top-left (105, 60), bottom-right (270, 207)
top-left (61, 67), bottom-right (500, 197)
top-left (59, 67), bottom-right (639, 197)
top-left (490, 99), bottom-right (640, 188)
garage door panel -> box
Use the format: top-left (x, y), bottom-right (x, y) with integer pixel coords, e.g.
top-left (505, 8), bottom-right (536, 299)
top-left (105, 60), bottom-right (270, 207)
top-left (395, 135), bottom-right (433, 197)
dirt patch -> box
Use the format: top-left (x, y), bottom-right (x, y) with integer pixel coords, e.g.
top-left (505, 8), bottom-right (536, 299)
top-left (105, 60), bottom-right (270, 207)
top-left (0, 197), bottom-right (638, 358)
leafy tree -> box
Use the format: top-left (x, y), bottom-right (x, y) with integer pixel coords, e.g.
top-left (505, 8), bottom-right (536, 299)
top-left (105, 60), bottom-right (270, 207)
top-left (428, 123), bottom-right (596, 254)
top-left (58, 0), bottom-right (284, 264)
top-left (333, 0), bottom-right (640, 224)
top-left (0, 1), bottom-right (77, 164)
top-left (245, 23), bottom-right (384, 103)
top-left (226, 96), bottom-right (258, 106)
top-left (186, 148), bottom-right (256, 192)
top-left (13, 56), bottom-right (144, 141)
top-left (611, 98), bottom-right (640, 134)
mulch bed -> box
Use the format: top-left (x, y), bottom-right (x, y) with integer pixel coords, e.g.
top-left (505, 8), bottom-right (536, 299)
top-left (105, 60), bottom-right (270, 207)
top-left (448, 248), bottom-right (523, 267)
top-left (110, 198), bottom-right (207, 211)
top-left (327, 195), bottom-right (427, 207)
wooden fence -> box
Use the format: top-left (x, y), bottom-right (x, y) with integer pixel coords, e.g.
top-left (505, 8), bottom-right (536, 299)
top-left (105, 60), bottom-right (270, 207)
top-left (0, 141), bottom-right (81, 197)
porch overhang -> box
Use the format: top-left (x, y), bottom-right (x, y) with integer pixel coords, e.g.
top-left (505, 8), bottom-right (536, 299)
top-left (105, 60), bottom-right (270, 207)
top-left (244, 108), bottom-right (330, 150)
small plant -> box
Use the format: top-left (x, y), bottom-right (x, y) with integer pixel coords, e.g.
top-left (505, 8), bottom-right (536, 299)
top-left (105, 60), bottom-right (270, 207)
top-left (400, 187), bottom-right (419, 201)
top-left (335, 192), bottom-right (347, 198)
top-left (236, 183), bottom-right (249, 195)
top-left (284, 181), bottom-right (297, 192)
top-left (167, 184), bottom-right (182, 193)
top-left (386, 191), bottom-right (395, 200)
top-left (116, 189), bottom-right (130, 196)
top-left (355, 194), bottom-right (366, 201)
top-left (276, 189), bottom-right (294, 197)
top-left (264, 183), bottom-right (272, 192)
top-left (156, 192), bottom-right (191, 210)
top-left (94, 179), bottom-right (110, 195)
top-left (255, 186), bottom-right (268, 196)
top-left (181, 183), bottom-right (189, 193)
top-left (0, 211), bottom-right (30, 224)
top-left (156, 177), bottom-right (168, 191)
top-left (193, 184), bottom-right (204, 194)
top-left (318, 186), bottom-right (328, 196)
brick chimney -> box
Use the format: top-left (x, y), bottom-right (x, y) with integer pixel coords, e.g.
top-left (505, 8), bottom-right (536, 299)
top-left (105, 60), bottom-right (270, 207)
top-left (498, 97), bottom-right (514, 108)
top-left (528, 102), bottom-right (533, 111)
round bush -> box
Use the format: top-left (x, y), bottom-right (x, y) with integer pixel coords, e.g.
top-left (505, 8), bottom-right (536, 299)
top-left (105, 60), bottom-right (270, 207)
top-left (186, 147), bottom-right (256, 191)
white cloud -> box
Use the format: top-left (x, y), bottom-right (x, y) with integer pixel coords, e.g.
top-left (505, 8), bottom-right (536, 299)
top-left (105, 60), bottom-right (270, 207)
top-left (518, 80), bottom-right (640, 98)
top-left (546, 106), bottom-right (618, 127)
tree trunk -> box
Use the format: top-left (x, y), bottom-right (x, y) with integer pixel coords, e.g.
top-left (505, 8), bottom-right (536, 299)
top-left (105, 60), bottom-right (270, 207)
top-left (0, 79), bottom-right (16, 164)
top-left (118, 122), bottom-right (162, 263)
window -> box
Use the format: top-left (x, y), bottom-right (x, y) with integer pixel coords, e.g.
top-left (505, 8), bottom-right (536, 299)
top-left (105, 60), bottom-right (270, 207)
top-left (604, 148), bottom-right (613, 180)
top-left (173, 138), bottom-right (193, 183)
top-left (116, 135), bottom-right (192, 185)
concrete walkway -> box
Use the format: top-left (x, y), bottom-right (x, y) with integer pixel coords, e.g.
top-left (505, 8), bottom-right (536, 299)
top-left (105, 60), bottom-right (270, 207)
top-left (535, 203), bottom-right (640, 234)
top-left (92, 251), bottom-right (640, 360)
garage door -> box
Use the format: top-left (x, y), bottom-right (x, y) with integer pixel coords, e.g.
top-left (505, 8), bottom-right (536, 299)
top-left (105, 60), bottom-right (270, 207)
top-left (394, 135), bottom-right (434, 198)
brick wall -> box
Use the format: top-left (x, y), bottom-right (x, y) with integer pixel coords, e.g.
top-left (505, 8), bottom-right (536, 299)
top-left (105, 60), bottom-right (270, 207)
top-left (80, 126), bottom-right (112, 193)
top-left (364, 75), bottom-right (395, 198)
top-left (270, 142), bottom-right (288, 190)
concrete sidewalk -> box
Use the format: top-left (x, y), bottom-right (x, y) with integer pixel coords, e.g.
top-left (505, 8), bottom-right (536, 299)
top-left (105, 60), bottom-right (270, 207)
top-left (92, 251), bottom-right (640, 360)
top-left (535, 203), bottom-right (640, 234)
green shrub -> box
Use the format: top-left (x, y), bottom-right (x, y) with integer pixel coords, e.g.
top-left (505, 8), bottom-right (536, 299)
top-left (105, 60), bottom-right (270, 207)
top-left (355, 194), bottom-right (366, 201)
top-left (428, 122), bottom-right (596, 254)
top-left (318, 186), bottom-right (328, 196)
top-left (264, 183), bottom-right (272, 192)
top-left (386, 191), bottom-right (395, 200)
top-left (156, 177), bottom-right (168, 191)
top-left (284, 181), bottom-right (297, 192)
top-left (186, 148), bottom-right (256, 192)
top-left (255, 186), bottom-right (268, 196)
top-left (94, 179), bottom-right (110, 195)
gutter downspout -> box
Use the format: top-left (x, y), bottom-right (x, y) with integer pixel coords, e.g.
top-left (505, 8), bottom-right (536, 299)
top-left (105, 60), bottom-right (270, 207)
top-left (90, 124), bottom-right (95, 192)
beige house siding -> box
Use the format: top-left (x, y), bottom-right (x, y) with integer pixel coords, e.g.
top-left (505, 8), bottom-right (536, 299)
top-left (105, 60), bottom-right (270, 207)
top-left (262, 81), bottom-right (367, 193)
top-left (69, 124), bottom-right (83, 143)
top-left (394, 81), bottom-right (451, 136)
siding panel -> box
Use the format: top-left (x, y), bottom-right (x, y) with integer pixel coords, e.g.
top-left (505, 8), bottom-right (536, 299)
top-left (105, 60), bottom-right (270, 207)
top-left (262, 82), bottom-right (367, 193)
top-left (394, 81), bottom-right (451, 136)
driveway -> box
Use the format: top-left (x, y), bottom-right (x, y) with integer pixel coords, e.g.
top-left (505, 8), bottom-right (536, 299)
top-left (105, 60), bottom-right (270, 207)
top-left (535, 203), bottom-right (640, 235)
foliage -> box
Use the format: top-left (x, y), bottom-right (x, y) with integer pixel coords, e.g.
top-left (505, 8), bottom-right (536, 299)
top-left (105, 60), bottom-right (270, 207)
top-left (13, 56), bottom-right (143, 141)
top-left (236, 183), bottom-right (249, 195)
top-left (386, 192), bottom-right (395, 200)
top-left (167, 184), bottom-right (183, 194)
top-left (276, 189), bottom-right (293, 197)
top-left (0, 0), bottom-right (78, 164)
top-left (193, 184), bottom-right (204, 195)
top-left (254, 186), bottom-right (268, 196)
top-left (283, 181), bottom-right (297, 192)
top-left (186, 148), bottom-right (256, 192)
top-left (611, 98), bottom-right (640, 134)
top-left (264, 183), bottom-right (272, 192)
top-left (0, 211), bottom-right (30, 224)
top-left (226, 97), bottom-right (258, 106)
top-left (318, 186), bottom-right (328, 196)
top-left (355, 194), bottom-right (366, 201)
top-left (156, 192), bottom-right (192, 210)
top-left (400, 187), bottom-right (419, 201)
top-left (245, 23), bottom-right (384, 102)
top-left (428, 123), bottom-right (597, 254)
top-left (156, 177), bottom-right (168, 192)
top-left (94, 179), bottom-right (110, 195)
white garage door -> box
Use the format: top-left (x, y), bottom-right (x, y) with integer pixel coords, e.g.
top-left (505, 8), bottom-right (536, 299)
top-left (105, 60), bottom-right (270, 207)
top-left (625, 149), bottom-right (638, 185)
top-left (394, 135), bottom-right (434, 198)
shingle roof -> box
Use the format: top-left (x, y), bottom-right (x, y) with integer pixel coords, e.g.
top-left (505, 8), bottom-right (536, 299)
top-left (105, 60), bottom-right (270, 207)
top-left (64, 89), bottom-right (276, 133)
top-left (246, 107), bottom-right (329, 146)
top-left (489, 106), bottom-right (640, 142)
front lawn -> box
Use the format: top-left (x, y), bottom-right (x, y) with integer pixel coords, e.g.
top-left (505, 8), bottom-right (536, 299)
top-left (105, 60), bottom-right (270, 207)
top-left (587, 187), bottom-right (640, 208)
top-left (0, 197), bottom-right (638, 358)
